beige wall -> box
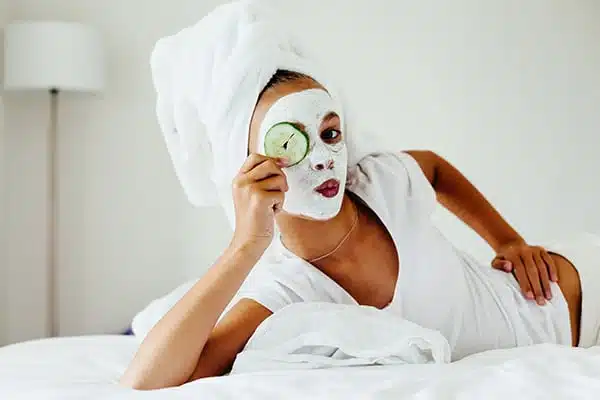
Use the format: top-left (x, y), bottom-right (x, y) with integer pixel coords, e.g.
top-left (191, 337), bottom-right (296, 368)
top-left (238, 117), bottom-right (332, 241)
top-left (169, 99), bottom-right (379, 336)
top-left (2, 0), bottom-right (600, 344)
top-left (1, 0), bottom-right (11, 346)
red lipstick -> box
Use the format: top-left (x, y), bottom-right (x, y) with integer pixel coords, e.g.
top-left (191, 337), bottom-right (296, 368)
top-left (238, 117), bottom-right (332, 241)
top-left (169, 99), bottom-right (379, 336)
top-left (314, 179), bottom-right (340, 198)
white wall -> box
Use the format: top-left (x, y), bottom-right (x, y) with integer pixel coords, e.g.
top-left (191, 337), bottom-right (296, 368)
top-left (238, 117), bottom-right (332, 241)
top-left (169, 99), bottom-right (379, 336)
top-left (3, 0), bottom-right (233, 343)
top-left (3, 0), bottom-right (599, 344)
top-left (285, 0), bottom-right (600, 250)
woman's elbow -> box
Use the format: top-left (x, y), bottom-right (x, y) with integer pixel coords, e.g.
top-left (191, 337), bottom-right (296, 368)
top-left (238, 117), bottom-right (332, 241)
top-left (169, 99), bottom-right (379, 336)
top-left (186, 359), bottom-right (229, 382)
top-left (118, 376), bottom-right (155, 391)
top-left (118, 371), bottom-right (187, 391)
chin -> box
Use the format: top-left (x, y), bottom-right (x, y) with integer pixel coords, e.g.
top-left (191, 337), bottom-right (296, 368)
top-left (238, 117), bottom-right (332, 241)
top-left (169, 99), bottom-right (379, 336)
top-left (286, 205), bottom-right (343, 222)
top-left (282, 193), bottom-right (345, 221)
top-left (295, 213), bottom-right (336, 222)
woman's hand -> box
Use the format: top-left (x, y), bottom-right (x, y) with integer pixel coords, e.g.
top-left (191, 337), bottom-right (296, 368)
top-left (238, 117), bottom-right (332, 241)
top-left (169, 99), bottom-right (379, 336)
top-left (230, 154), bottom-right (288, 253)
top-left (492, 241), bottom-right (559, 305)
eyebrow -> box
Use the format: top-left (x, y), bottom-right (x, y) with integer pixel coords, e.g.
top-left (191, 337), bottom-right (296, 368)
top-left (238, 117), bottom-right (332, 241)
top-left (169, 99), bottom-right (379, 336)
top-left (291, 121), bottom-right (307, 132)
top-left (322, 112), bottom-right (339, 124)
top-left (287, 112), bottom-right (339, 133)
top-left (318, 112), bottom-right (340, 131)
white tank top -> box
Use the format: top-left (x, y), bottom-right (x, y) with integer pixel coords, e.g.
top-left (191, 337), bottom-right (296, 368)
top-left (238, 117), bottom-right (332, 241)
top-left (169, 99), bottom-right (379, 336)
top-left (234, 152), bottom-right (571, 360)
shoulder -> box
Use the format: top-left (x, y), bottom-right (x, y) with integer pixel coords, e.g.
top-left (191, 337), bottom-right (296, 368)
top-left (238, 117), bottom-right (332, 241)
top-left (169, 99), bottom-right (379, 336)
top-left (402, 150), bottom-right (439, 185)
top-left (350, 151), bottom-right (436, 198)
top-left (351, 150), bottom-right (436, 176)
top-left (348, 151), bottom-right (438, 219)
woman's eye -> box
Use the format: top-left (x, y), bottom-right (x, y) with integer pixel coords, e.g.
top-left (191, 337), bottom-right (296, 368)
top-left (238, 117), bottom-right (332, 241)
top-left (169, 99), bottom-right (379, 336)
top-left (321, 129), bottom-right (342, 142)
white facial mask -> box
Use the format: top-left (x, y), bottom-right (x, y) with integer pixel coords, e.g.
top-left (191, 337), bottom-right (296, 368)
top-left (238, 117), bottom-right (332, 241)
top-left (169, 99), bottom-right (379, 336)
top-left (258, 89), bottom-right (348, 220)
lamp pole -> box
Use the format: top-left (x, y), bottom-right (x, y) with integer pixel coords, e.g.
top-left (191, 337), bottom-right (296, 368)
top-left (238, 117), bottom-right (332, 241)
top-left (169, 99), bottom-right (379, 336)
top-left (4, 21), bottom-right (104, 339)
top-left (48, 88), bottom-right (59, 337)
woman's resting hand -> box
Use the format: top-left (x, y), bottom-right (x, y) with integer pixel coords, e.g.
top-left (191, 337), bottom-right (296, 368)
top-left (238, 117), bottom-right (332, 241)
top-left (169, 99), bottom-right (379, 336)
top-left (492, 241), bottom-right (558, 306)
top-left (231, 154), bottom-right (288, 252)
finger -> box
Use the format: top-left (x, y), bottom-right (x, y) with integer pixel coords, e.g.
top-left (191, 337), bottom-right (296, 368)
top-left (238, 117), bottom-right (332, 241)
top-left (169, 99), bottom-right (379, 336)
top-left (522, 254), bottom-right (545, 305)
top-left (512, 257), bottom-right (534, 300)
top-left (541, 251), bottom-right (559, 282)
top-left (534, 252), bottom-right (552, 300)
top-left (246, 159), bottom-right (285, 182)
top-left (240, 153), bottom-right (270, 173)
top-left (492, 257), bottom-right (513, 272)
top-left (263, 191), bottom-right (285, 213)
top-left (256, 175), bottom-right (288, 192)
top-left (491, 257), bottom-right (504, 270)
top-left (274, 157), bottom-right (290, 168)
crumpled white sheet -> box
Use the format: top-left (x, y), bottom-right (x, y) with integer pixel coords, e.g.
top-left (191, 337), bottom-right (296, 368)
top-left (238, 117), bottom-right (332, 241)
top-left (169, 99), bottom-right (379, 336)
top-left (231, 302), bottom-right (451, 373)
top-left (1, 335), bottom-right (600, 399)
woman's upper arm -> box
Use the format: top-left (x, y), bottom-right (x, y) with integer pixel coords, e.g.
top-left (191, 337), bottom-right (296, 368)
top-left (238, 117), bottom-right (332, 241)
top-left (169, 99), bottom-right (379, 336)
top-left (402, 150), bottom-right (439, 187)
top-left (187, 298), bottom-right (272, 381)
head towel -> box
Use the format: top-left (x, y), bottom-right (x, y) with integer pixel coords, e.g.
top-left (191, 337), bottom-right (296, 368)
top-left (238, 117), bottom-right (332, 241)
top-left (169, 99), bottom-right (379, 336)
top-left (151, 0), bottom-right (379, 228)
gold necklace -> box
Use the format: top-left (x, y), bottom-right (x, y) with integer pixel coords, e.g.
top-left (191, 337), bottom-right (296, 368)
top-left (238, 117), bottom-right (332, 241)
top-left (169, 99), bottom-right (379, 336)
top-left (308, 202), bottom-right (359, 263)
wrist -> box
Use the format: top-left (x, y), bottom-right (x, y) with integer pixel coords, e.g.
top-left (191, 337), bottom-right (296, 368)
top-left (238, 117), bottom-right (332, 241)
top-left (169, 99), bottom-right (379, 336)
top-left (227, 236), bottom-right (270, 261)
top-left (495, 236), bottom-right (526, 252)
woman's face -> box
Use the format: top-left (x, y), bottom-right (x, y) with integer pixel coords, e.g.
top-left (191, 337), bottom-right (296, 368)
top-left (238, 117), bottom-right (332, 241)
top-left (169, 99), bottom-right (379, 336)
top-left (249, 78), bottom-right (348, 220)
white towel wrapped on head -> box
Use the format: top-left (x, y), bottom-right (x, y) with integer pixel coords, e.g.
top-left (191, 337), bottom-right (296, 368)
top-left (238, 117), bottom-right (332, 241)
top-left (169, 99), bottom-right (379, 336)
top-left (151, 0), bottom-right (380, 228)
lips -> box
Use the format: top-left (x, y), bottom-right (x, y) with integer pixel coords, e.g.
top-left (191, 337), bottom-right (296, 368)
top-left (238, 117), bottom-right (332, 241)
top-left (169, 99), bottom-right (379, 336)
top-left (314, 179), bottom-right (340, 198)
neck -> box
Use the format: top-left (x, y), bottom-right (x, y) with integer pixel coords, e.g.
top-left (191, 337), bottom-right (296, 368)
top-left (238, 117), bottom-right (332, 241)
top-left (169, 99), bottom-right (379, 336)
top-left (276, 194), bottom-right (358, 262)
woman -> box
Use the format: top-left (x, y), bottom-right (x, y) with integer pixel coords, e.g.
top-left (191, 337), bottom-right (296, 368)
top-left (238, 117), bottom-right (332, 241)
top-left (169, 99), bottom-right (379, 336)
top-left (121, 2), bottom-right (595, 391)
top-left (120, 68), bottom-right (589, 390)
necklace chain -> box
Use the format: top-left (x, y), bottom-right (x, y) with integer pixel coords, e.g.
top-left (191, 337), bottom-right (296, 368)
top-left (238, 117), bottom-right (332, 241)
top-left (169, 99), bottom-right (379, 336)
top-left (308, 202), bottom-right (359, 263)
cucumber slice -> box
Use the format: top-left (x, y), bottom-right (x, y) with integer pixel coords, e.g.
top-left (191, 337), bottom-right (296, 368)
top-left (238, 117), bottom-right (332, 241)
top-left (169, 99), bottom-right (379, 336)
top-left (264, 123), bottom-right (309, 166)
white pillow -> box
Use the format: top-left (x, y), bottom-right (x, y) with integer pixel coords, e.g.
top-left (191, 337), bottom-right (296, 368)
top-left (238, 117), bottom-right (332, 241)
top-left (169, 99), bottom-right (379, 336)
top-left (131, 279), bottom-right (199, 340)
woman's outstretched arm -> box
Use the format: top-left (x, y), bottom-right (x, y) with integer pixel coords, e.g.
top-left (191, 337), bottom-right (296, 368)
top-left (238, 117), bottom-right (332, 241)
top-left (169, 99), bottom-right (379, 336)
top-left (405, 150), bottom-right (524, 251)
top-left (120, 155), bottom-right (287, 390)
top-left (119, 246), bottom-right (270, 390)
top-left (405, 150), bottom-right (557, 304)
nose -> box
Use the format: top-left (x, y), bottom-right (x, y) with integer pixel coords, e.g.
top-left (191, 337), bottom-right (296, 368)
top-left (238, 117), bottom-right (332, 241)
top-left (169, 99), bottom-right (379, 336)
top-left (313, 159), bottom-right (334, 171)
top-left (309, 142), bottom-right (334, 172)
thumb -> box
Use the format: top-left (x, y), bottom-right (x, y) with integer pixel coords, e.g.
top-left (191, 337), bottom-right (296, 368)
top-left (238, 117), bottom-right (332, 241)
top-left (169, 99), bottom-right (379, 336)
top-left (492, 257), bottom-right (513, 272)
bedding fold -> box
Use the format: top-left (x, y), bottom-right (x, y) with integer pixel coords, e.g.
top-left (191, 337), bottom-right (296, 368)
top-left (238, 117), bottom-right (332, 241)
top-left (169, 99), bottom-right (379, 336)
top-left (230, 302), bottom-right (451, 374)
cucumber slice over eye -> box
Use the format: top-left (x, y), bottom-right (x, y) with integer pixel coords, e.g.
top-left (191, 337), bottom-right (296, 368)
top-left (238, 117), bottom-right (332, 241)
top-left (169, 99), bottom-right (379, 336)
top-left (264, 123), bottom-right (309, 166)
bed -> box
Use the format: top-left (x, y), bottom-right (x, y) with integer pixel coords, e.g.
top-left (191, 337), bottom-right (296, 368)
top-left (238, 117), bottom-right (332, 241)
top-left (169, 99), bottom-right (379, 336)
top-left (2, 333), bottom-right (600, 399)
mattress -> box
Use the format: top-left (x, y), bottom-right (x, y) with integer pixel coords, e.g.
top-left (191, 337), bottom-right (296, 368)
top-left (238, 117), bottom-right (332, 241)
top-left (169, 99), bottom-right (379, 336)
top-left (1, 335), bottom-right (600, 399)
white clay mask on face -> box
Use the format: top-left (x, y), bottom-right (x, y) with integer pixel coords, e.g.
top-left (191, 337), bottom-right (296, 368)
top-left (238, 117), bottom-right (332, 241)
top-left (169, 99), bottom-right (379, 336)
top-left (258, 89), bottom-right (348, 220)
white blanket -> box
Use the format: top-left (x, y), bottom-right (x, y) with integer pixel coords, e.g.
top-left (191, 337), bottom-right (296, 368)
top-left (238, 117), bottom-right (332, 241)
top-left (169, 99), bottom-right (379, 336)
top-left (2, 335), bottom-right (600, 399)
top-left (231, 302), bottom-right (450, 373)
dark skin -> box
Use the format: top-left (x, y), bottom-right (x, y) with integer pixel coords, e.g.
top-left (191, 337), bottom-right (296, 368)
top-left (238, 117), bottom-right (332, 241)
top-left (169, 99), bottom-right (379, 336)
top-left (409, 150), bottom-right (581, 346)
top-left (121, 77), bottom-right (582, 390)
top-left (250, 78), bottom-right (582, 345)
top-left (244, 77), bottom-right (583, 374)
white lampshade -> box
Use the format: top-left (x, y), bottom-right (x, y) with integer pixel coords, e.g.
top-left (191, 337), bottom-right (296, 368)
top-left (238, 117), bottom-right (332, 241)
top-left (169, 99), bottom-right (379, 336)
top-left (3, 21), bottom-right (105, 92)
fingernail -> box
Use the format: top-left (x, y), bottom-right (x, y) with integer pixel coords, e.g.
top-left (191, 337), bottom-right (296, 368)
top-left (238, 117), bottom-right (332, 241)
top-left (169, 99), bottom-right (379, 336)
top-left (537, 297), bottom-right (546, 306)
top-left (551, 274), bottom-right (559, 282)
top-left (504, 265), bottom-right (512, 272)
top-left (526, 291), bottom-right (534, 300)
top-left (546, 293), bottom-right (552, 300)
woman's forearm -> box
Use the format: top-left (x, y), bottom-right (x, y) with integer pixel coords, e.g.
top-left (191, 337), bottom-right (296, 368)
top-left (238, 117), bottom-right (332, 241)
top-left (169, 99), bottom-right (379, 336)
top-left (432, 154), bottom-right (524, 252)
top-left (119, 243), bottom-right (263, 391)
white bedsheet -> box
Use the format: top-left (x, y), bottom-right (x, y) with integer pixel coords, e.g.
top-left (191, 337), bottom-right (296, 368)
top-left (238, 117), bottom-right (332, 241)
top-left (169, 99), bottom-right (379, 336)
top-left (231, 302), bottom-right (450, 373)
top-left (2, 335), bottom-right (600, 399)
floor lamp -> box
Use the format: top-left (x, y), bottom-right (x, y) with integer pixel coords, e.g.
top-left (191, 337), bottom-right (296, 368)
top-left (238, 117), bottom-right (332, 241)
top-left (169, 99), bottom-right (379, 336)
top-left (3, 21), bottom-right (105, 337)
